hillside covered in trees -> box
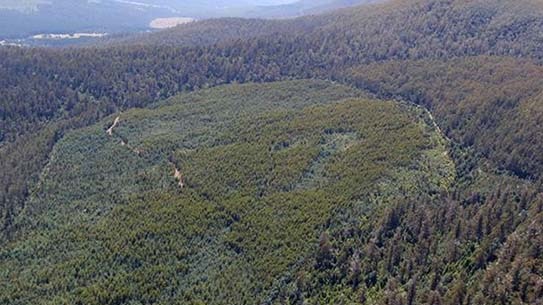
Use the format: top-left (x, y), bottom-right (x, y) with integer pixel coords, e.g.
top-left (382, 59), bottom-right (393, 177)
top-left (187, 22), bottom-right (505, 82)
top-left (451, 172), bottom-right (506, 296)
top-left (1, 0), bottom-right (542, 304)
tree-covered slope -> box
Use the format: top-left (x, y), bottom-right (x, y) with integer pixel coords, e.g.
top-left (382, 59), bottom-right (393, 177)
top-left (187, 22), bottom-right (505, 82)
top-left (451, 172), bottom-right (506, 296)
top-left (1, 80), bottom-right (455, 305)
top-left (106, 18), bottom-right (313, 48)
top-left (2, 0), bottom-right (543, 259)
top-left (345, 56), bottom-right (543, 181)
top-left (3, 0), bottom-right (543, 143)
top-left (1, 1), bottom-right (543, 303)
top-left (113, 0), bottom-right (543, 53)
top-left (4, 0), bottom-right (543, 143)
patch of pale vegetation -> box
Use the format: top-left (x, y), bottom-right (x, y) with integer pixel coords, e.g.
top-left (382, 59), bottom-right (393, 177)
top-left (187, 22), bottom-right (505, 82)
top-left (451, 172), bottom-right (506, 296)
top-left (173, 165), bottom-right (185, 189)
top-left (106, 116), bottom-right (120, 136)
top-left (296, 131), bottom-right (359, 190)
top-left (32, 33), bottom-right (107, 40)
top-left (149, 17), bottom-right (195, 29)
top-left (0, 40), bottom-right (22, 47)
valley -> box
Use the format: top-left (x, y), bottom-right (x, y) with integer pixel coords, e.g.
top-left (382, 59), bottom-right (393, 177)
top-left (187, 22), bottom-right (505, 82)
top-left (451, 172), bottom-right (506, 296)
top-left (0, 0), bottom-right (373, 41)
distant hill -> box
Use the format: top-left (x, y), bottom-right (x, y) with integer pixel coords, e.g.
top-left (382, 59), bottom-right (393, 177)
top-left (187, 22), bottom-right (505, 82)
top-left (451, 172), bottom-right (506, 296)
top-left (0, 0), bottom-right (169, 39)
top-left (0, 0), bottom-right (379, 39)
top-left (0, 0), bottom-right (261, 39)
top-left (246, 0), bottom-right (380, 18)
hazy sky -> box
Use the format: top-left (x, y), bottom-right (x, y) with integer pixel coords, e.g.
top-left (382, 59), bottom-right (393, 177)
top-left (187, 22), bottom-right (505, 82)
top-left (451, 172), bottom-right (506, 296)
top-left (251, 0), bottom-right (299, 4)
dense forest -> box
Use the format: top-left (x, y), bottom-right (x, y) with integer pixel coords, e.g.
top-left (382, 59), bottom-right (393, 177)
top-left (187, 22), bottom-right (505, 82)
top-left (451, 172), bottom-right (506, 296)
top-left (1, 80), bottom-right (455, 304)
top-left (346, 56), bottom-right (543, 181)
top-left (1, 0), bottom-right (542, 304)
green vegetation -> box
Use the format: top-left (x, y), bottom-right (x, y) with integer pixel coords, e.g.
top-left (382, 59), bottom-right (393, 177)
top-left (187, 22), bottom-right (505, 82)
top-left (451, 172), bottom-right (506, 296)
top-left (1, 0), bottom-right (543, 304)
top-left (0, 80), bottom-right (455, 304)
top-left (346, 56), bottom-right (543, 180)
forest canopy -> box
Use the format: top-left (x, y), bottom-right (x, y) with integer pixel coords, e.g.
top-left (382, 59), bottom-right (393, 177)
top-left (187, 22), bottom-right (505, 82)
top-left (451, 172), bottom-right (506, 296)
top-left (0, 0), bottom-right (542, 304)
